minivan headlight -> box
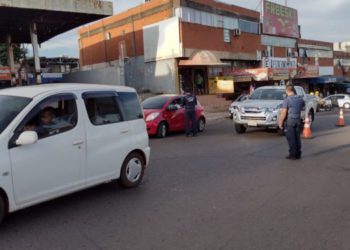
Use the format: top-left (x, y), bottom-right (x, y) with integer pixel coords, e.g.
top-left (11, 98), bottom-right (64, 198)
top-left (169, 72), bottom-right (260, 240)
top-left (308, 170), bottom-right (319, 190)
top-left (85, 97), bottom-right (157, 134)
top-left (146, 112), bottom-right (160, 121)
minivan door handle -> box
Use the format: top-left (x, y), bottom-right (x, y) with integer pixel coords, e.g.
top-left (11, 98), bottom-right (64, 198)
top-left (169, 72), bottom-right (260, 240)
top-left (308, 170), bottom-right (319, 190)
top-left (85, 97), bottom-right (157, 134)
top-left (121, 130), bottom-right (129, 134)
top-left (72, 140), bottom-right (84, 146)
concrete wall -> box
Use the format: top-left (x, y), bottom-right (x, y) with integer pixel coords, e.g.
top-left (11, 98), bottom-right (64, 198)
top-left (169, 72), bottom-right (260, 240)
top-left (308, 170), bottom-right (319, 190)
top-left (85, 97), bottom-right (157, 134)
top-left (62, 66), bottom-right (125, 86)
top-left (125, 56), bottom-right (178, 94)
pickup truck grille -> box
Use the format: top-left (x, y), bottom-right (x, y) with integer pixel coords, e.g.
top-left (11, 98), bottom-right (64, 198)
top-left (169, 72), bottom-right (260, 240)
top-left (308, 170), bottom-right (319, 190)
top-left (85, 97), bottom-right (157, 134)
top-left (241, 116), bottom-right (266, 121)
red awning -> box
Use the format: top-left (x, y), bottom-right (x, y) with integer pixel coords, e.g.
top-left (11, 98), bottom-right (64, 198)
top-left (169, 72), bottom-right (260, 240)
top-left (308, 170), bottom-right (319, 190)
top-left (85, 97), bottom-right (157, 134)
top-left (179, 50), bottom-right (230, 66)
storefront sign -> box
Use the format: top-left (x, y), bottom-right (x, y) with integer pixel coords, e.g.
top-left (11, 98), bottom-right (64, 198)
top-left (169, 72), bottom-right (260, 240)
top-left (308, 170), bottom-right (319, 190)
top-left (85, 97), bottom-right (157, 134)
top-left (262, 57), bottom-right (297, 69)
top-left (0, 67), bottom-right (11, 81)
top-left (262, 0), bottom-right (299, 38)
top-left (216, 78), bottom-right (234, 94)
top-left (246, 68), bottom-right (269, 81)
top-left (297, 65), bottom-right (319, 78)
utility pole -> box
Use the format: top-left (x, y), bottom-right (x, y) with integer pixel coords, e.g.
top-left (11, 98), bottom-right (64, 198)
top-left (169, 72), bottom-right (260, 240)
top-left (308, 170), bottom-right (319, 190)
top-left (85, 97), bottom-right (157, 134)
top-left (285, 0), bottom-right (288, 6)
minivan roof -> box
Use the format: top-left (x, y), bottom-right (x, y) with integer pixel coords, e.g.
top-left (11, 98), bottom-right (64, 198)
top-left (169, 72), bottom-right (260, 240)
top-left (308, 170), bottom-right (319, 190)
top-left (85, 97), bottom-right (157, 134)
top-left (0, 84), bottom-right (136, 98)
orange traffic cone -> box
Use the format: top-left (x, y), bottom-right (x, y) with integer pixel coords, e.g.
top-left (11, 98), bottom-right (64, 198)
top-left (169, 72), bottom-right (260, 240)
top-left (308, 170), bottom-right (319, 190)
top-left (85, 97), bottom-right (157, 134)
top-left (336, 108), bottom-right (346, 127)
top-left (302, 115), bottom-right (314, 139)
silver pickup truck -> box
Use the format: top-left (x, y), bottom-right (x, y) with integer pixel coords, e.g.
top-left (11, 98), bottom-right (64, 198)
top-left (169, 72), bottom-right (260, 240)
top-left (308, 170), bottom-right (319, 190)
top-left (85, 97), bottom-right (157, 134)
top-left (232, 86), bottom-right (316, 134)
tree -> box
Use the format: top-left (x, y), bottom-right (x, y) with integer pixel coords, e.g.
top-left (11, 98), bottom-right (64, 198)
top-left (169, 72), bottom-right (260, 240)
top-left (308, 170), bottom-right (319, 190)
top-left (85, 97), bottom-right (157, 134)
top-left (0, 44), bottom-right (27, 66)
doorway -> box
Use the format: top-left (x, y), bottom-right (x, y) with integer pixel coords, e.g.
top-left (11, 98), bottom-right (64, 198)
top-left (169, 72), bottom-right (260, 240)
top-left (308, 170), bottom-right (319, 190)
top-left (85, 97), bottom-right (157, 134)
top-left (179, 67), bottom-right (207, 95)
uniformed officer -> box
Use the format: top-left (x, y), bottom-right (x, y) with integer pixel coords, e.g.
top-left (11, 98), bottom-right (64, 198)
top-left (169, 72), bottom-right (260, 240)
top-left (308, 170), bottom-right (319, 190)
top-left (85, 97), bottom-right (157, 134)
top-left (184, 91), bottom-right (198, 137)
top-left (278, 85), bottom-right (305, 160)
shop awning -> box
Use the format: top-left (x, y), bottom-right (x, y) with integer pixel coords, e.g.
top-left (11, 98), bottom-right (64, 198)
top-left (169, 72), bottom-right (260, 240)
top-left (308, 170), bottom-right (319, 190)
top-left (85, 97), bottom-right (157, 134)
top-left (179, 50), bottom-right (230, 66)
top-left (309, 76), bottom-right (344, 85)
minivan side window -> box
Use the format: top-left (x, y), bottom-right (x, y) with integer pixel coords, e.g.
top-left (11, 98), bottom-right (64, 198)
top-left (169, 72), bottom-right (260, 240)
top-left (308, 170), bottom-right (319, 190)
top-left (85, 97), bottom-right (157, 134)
top-left (83, 92), bottom-right (123, 126)
top-left (16, 94), bottom-right (78, 140)
top-left (117, 92), bottom-right (144, 121)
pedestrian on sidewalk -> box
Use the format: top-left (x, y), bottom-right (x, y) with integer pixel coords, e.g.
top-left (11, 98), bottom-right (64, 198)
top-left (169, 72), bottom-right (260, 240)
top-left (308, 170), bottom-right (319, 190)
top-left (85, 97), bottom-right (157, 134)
top-left (184, 90), bottom-right (198, 137)
top-left (196, 73), bottom-right (204, 95)
top-left (278, 84), bottom-right (305, 160)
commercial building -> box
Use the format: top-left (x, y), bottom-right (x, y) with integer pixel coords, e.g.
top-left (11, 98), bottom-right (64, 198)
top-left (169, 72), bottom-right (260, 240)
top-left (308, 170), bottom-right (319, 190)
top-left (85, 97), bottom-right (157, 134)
top-left (78, 0), bottom-right (261, 94)
top-left (78, 0), bottom-right (347, 96)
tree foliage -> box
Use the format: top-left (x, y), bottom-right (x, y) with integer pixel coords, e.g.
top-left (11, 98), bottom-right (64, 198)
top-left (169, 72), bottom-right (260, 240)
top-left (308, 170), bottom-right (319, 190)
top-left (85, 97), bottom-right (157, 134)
top-left (0, 44), bottom-right (27, 66)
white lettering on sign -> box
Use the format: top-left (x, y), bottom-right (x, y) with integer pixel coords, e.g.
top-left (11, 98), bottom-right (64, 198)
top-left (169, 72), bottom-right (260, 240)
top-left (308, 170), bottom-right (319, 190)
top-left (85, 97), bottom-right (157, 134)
top-left (262, 57), bottom-right (297, 69)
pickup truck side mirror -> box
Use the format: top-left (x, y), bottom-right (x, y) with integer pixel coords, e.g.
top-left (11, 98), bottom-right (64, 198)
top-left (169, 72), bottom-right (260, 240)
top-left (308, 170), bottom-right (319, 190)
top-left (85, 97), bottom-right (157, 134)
top-left (16, 131), bottom-right (38, 146)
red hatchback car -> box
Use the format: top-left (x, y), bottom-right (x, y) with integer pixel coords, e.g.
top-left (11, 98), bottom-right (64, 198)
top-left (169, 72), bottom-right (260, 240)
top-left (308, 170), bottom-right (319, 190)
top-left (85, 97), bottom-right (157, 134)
top-left (142, 95), bottom-right (206, 138)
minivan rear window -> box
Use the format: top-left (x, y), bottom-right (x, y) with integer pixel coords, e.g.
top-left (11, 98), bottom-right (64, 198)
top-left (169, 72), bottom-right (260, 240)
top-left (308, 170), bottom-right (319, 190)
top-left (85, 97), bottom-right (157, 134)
top-left (0, 95), bottom-right (31, 134)
top-left (118, 92), bottom-right (143, 121)
top-left (83, 92), bottom-right (123, 126)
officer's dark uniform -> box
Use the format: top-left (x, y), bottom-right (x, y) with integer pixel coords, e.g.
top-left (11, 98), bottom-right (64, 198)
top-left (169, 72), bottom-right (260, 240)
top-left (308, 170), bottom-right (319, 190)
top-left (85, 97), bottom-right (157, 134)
top-left (184, 93), bottom-right (197, 136)
top-left (282, 95), bottom-right (305, 159)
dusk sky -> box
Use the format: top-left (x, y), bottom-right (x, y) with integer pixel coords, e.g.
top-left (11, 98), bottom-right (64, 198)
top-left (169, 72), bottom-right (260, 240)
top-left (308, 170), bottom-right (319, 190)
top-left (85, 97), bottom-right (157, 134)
top-left (31, 0), bottom-right (350, 58)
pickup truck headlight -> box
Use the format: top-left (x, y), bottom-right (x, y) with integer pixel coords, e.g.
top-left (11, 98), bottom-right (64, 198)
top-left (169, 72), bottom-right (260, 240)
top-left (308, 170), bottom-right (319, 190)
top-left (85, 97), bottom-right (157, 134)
top-left (146, 112), bottom-right (160, 121)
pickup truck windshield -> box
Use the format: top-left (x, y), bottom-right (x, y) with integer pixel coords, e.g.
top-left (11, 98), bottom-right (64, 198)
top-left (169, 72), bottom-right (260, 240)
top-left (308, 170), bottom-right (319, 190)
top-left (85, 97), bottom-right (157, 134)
top-left (250, 89), bottom-right (286, 101)
top-left (0, 95), bottom-right (32, 134)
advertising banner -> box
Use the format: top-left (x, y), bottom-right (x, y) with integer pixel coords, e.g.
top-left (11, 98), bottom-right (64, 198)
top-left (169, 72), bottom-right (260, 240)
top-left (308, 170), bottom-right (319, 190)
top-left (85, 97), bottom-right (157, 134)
top-left (262, 57), bottom-right (297, 69)
top-left (263, 0), bottom-right (299, 38)
top-left (0, 67), bottom-right (11, 81)
top-left (297, 65), bottom-right (319, 78)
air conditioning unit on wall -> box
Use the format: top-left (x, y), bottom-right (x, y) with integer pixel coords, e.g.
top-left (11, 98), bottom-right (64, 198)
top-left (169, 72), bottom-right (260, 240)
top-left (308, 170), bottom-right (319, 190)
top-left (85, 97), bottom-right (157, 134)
top-left (233, 28), bottom-right (241, 37)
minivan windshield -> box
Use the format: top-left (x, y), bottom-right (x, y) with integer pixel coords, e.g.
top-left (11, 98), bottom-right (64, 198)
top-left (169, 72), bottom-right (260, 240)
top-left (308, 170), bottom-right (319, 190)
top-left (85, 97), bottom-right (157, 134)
top-left (142, 96), bottom-right (170, 110)
top-left (250, 88), bottom-right (286, 101)
top-left (0, 95), bottom-right (32, 134)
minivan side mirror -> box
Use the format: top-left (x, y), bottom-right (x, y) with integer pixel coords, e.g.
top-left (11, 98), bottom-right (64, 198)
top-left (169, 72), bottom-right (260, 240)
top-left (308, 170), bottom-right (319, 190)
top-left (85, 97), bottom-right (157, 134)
top-left (16, 131), bottom-right (38, 146)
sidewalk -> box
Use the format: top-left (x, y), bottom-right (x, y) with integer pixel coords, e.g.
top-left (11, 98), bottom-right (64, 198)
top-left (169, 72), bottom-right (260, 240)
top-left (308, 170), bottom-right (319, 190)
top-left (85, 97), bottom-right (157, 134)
top-left (206, 112), bottom-right (229, 123)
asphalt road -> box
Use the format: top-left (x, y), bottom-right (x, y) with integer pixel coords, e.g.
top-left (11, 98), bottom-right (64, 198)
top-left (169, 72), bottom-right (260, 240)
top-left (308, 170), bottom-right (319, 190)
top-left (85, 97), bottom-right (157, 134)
top-left (1, 110), bottom-right (350, 250)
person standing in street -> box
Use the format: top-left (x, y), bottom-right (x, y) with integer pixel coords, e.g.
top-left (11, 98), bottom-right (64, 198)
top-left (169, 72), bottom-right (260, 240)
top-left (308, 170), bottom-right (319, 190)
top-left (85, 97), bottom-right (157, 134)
top-left (278, 85), bottom-right (305, 160)
top-left (184, 91), bottom-right (198, 137)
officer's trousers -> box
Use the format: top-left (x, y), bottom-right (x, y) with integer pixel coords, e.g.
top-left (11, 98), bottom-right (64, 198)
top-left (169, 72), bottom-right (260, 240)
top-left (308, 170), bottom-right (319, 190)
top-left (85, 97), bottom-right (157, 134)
top-left (286, 118), bottom-right (302, 158)
top-left (185, 109), bottom-right (197, 135)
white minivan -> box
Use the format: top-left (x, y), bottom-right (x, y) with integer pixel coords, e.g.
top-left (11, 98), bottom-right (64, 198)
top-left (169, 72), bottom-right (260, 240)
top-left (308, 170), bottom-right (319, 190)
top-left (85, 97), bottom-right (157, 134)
top-left (0, 84), bottom-right (150, 224)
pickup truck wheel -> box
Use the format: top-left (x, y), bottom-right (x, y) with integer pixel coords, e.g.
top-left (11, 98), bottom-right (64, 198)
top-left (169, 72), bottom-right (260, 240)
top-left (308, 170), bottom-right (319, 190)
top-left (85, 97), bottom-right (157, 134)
top-left (119, 152), bottom-right (145, 188)
top-left (344, 103), bottom-right (350, 109)
top-left (235, 124), bottom-right (246, 134)
top-left (0, 195), bottom-right (5, 225)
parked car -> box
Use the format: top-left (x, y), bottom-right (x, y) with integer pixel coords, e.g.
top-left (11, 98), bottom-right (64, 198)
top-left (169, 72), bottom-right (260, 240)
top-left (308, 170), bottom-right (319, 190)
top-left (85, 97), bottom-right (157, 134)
top-left (229, 94), bottom-right (249, 119)
top-left (142, 95), bottom-right (206, 138)
top-left (323, 94), bottom-right (350, 109)
top-left (232, 86), bottom-right (316, 134)
top-left (0, 84), bottom-right (150, 224)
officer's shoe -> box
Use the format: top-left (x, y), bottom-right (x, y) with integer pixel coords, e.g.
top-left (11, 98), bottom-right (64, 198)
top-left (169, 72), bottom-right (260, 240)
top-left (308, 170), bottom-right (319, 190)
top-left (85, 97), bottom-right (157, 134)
top-left (286, 155), bottom-right (298, 160)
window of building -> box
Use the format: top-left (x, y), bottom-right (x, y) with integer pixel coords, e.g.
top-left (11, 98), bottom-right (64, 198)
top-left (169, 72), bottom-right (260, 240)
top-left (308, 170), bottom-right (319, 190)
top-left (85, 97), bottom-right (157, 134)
top-left (117, 92), bottom-right (143, 121)
top-left (267, 46), bottom-right (273, 57)
top-left (223, 29), bottom-right (231, 43)
top-left (83, 92), bottom-right (123, 126)
top-left (18, 94), bottom-right (78, 140)
top-left (239, 19), bottom-right (259, 34)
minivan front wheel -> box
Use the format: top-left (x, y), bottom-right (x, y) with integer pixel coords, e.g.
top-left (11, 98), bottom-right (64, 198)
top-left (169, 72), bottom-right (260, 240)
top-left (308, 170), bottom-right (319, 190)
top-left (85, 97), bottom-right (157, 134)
top-left (119, 153), bottom-right (145, 188)
top-left (0, 196), bottom-right (5, 225)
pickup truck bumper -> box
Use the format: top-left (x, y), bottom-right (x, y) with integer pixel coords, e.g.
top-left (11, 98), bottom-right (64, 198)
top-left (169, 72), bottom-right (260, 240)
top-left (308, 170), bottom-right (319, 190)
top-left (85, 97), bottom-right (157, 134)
top-left (233, 111), bottom-right (279, 128)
